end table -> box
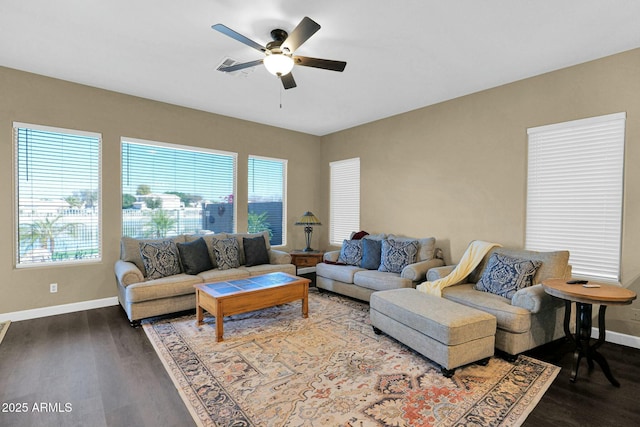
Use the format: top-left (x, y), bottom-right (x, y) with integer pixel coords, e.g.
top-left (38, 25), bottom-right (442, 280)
top-left (290, 250), bottom-right (324, 286)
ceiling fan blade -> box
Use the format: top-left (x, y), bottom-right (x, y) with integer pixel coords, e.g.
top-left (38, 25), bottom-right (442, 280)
top-left (212, 24), bottom-right (266, 53)
top-left (217, 59), bottom-right (264, 72)
top-left (281, 72), bottom-right (297, 90)
top-left (281, 17), bottom-right (320, 53)
top-left (293, 56), bottom-right (347, 72)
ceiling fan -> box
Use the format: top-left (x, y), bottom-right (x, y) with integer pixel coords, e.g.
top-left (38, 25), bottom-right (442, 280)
top-left (212, 16), bottom-right (347, 89)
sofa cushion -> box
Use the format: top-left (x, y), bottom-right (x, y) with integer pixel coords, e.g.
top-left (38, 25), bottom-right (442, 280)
top-left (243, 236), bottom-right (270, 267)
top-left (213, 238), bottom-right (241, 270)
top-left (469, 247), bottom-right (570, 285)
top-left (387, 235), bottom-right (436, 262)
top-left (197, 268), bottom-right (250, 283)
top-left (474, 252), bottom-right (542, 299)
top-left (338, 239), bottom-right (363, 265)
top-left (185, 233), bottom-right (228, 268)
top-left (353, 270), bottom-right (413, 291)
top-left (379, 239), bottom-right (419, 273)
top-left (442, 284), bottom-right (531, 334)
top-left (139, 240), bottom-right (182, 280)
top-left (121, 235), bottom-right (186, 276)
top-left (242, 263), bottom-right (296, 276)
top-left (176, 237), bottom-right (214, 275)
top-left (316, 262), bottom-right (366, 284)
top-left (360, 238), bottom-right (382, 270)
top-left (125, 273), bottom-right (202, 303)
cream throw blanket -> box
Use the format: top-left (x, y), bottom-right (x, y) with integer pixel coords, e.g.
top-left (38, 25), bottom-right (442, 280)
top-left (417, 240), bottom-right (501, 297)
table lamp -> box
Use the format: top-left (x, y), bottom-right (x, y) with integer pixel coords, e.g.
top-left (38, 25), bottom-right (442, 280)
top-left (295, 211), bottom-right (322, 252)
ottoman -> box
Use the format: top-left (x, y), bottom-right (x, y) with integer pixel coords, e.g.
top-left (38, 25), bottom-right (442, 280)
top-left (370, 288), bottom-right (497, 377)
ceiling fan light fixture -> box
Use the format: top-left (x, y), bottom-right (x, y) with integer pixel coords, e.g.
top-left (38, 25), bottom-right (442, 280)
top-left (263, 52), bottom-right (294, 76)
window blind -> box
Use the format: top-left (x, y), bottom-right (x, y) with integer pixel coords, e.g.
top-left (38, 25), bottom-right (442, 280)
top-left (121, 138), bottom-right (237, 237)
top-left (330, 158), bottom-right (360, 245)
top-left (248, 156), bottom-right (287, 246)
top-left (526, 112), bottom-right (625, 281)
top-left (14, 122), bottom-right (101, 266)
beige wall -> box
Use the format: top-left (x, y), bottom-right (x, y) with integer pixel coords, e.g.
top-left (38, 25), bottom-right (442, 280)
top-left (320, 48), bottom-right (640, 338)
top-left (0, 66), bottom-right (321, 314)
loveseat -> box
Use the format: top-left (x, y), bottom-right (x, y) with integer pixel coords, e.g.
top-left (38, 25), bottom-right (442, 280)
top-left (316, 233), bottom-right (445, 302)
top-left (114, 231), bottom-right (295, 325)
top-left (429, 246), bottom-right (571, 356)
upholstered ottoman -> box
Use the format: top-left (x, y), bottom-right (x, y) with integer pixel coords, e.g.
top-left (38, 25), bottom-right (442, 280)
top-left (370, 288), bottom-right (497, 377)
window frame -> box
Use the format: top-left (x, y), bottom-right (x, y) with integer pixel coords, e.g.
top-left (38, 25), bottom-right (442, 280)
top-left (329, 157), bottom-right (360, 246)
top-left (248, 155), bottom-right (287, 247)
top-left (13, 122), bottom-right (102, 268)
top-left (120, 137), bottom-right (238, 238)
top-left (525, 112), bottom-right (625, 282)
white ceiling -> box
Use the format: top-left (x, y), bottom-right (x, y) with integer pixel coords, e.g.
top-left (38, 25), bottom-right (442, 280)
top-left (2, 1), bottom-right (640, 136)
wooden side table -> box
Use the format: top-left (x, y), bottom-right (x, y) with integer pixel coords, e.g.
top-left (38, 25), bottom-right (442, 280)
top-left (290, 250), bottom-right (324, 286)
top-left (290, 250), bottom-right (324, 270)
top-left (542, 278), bottom-right (637, 387)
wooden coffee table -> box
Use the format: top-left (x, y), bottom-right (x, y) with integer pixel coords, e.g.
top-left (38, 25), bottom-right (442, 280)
top-left (542, 278), bottom-right (637, 386)
top-left (195, 272), bottom-right (310, 342)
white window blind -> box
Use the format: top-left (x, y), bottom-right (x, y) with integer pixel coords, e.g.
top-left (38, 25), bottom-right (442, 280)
top-left (526, 112), bottom-right (625, 281)
top-left (248, 156), bottom-right (287, 246)
top-left (14, 122), bottom-right (101, 267)
top-left (121, 138), bottom-right (237, 238)
top-left (330, 158), bottom-right (360, 245)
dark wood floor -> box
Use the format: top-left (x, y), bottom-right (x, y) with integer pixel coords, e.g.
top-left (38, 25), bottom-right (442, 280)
top-left (1, 305), bottom-right (639, 427)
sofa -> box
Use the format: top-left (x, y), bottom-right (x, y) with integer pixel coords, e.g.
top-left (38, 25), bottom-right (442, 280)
top-left (428, 246), bottom-right (572, 356)
top-left (316, 233), bottom-right (445, 302)
top-left (114, 231), bottom-right (295, 325)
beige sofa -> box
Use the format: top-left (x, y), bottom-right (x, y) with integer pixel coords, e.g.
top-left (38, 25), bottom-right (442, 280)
top-left (316, 234), bottom-right (445, 302)
top-left (428, 246), bottom-right (572, 357)
top-left (114, 231), bottom-right (295, 325)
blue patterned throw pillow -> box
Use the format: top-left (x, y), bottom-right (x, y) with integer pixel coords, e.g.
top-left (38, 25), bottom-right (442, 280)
top-left (338, 239), bottom-right (363, 266)
top-left (475, 252), bottom-right (542, 299)
top-left (139, 240), bottom-right (182, 280)
top-left (213, 237), bottom-right (241, 270)
top-left (378, 239), bottom-right (419, 273)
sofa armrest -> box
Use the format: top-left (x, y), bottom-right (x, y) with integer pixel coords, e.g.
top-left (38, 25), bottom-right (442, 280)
top-left (401, 258), bottom-right (445, 281)
top-left (323, 250), bottom-right (340, 263)
top-left (115, 260), bottom-right (144, 286)
top-left (269, 249), bottom-right (292, 265)
top-left (511, 284), bottom-right (562, 313)
top-left (426, 265), bottom-right (456, 281)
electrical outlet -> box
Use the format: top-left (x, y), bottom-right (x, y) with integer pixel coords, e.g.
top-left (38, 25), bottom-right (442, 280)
top-left (50, 283), bottom-right (58, 293)
top-left (631, 308), bottom-right (640, 322)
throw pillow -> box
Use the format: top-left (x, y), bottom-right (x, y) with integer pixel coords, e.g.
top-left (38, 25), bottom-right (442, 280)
top-left (243, 236), bottom-right (270, 267)
top-left (360, 238), bottom-right (382, 270)
top-left (475, 252), bottom-right (543, 299)
top-left (139, 240), bottom-right (182, 280)
top-left (176, 237), bottom-right (213, 275)
top-left (351, 230), bottom-right (370, 240)
top-left (378, 239), bottom-right (419, 273)
top-left (213, 237), bottom-right (241, 270)
top-left (338, 239), bottom-right (363, 265)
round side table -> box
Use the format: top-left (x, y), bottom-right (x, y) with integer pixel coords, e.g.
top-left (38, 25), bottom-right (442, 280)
top-left (542, 278), bottom-right (636, 387)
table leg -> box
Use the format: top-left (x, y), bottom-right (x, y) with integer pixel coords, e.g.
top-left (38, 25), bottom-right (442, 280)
top-left (196, 290), bottom-right (204, 326)
top-left (215, 300), bottom-right (224, 342)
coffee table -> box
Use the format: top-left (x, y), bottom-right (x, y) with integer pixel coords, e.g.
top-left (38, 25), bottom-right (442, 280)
top-left (195, 272), bottom-right (310, 342)
top-left (542, 278), bottom-right (637, 386)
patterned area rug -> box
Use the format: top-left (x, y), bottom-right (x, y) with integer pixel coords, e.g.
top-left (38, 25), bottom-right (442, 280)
top-left (0, 321), bottom-right (10, 346)
top-left (143, 290), bottom-right (559, 427)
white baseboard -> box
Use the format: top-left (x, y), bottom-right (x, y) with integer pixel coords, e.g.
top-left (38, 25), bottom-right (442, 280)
top-left (0, 297), bottom-right (119, 322)
top-left (591, 328), bottom-right (640, 350)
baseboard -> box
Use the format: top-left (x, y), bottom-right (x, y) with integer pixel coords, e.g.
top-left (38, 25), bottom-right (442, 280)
top-left (0, 297), bottom-right (119, 322)
top-left (592, 327), bottom-right (640, 350)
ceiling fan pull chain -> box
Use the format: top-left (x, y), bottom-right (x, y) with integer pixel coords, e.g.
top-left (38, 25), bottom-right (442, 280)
top-left (279, 82), bottom-right (283, 109)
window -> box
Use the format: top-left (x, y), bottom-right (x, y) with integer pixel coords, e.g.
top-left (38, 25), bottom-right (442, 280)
top-left (330, 158), bottom-right (360, 245)
top-left (14, 123), bottom-right (101, 267)
top-left (121, 138), bottom-right (237, 238)
top-left (248, 156), bottom-right (287, 246)
top-left (526, 112), bottom-right (625, 281)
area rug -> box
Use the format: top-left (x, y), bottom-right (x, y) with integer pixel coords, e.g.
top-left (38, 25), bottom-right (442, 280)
top-left (143, 290), bottom-right (559, 427)
top-left (0, 320), bottom-right (10, 346)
